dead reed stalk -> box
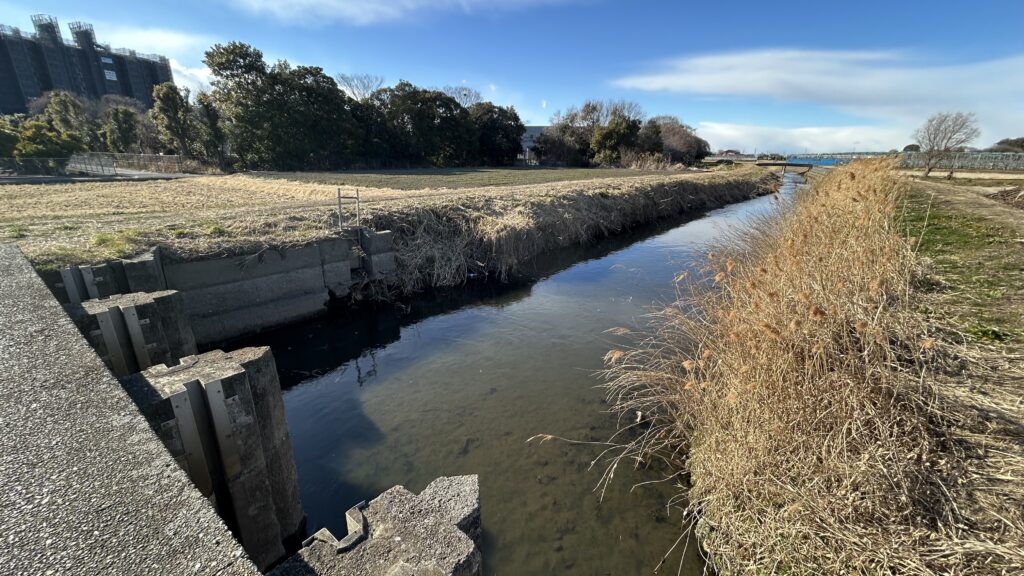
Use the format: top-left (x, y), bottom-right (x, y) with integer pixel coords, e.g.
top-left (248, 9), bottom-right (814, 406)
top-left (364, 168), bottom-right (778, 293)
top-left (602, 158), bottom-right (1024, 574)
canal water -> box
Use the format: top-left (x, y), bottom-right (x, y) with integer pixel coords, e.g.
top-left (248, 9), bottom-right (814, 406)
top-left (255, 173), bottom-right (801, 575)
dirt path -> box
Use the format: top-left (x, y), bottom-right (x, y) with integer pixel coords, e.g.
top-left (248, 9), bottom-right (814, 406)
top-left (914, 179), bottom-right (1024, 236)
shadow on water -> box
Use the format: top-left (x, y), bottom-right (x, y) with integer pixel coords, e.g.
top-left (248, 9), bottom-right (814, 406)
top-left (239, 174), bottom-right (803, 576)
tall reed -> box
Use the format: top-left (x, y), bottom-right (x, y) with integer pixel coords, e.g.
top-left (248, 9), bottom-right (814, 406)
top-left (603, 158), bottom-right (1024, 574)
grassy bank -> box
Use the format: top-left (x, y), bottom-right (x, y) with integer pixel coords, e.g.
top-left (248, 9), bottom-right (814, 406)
top-left (365, 167), bottom-right (776, 293)
top-left (903, 185), bottom-right (1024, 345)
top-left (1, 167), bottom-right (775, 291)
top-left (604, 160), bottom-right (1024, 574)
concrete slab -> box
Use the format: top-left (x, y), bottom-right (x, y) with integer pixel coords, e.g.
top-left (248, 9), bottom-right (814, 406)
top-left (0, 243), bottom-right (258, 575)
top-left (164, 246), bottom-right (324, 292)
top-left (271, 476), bottom-right (481, 576)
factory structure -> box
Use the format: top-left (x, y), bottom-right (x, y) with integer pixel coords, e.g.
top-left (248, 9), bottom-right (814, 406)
top-left (0, 15), bottom-right (174, 114)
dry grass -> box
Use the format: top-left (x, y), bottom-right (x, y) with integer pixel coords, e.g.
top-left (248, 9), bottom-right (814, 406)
top-left (253, 166), bottom-right (672, 190)
top-left (0, 168), bottom-right (776, 281)
top-left (988, 186), bottom-right (1024, 211)
top-left (602, 159), bottom-right (1024, 574)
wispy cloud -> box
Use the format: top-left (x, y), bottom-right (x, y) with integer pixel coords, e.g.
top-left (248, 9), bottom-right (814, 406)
top-left (169, 59), bottom-right (214, 94)
top-left (697, 122), bottom-right (909, 154)
top-left (95, 24), bottom-right (215, 95)
top-left (615, 49), bottom-right (1024, 151)
top-left (228, 0), bottom-right (575, 25)
top-left (99, 25), bottom-right (213, 58)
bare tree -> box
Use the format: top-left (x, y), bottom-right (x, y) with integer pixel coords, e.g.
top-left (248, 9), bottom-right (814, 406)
top-left (913, 112), bottom-right (980, 177)
top-left (442, 85), bottom-right (482, 107)
top-left (335, 73), bottom-right (385, 100)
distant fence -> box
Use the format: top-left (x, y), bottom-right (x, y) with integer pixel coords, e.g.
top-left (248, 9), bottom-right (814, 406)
top-left (114, 153), bottom-right (185, 173)
top-left (68, 153), bottom-right (117, 175)
top-left (901, 152), bottom-right (1024, 171)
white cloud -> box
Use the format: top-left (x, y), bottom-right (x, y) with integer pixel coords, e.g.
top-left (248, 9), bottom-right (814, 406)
top-left (488, 83), bottom-right (497, 93)
top-left (540, 99), bottom-right (547, 109)
top-left (98, 25), bottom-right (213, 58)
top-left (697, 122), bottom-right (908, 154)
top-left (169, 59), bottom-right (214, 94)
top-left (228, 0), bottom-right (573, 25)
top-left (615, 49), bottom-right (1024, 151)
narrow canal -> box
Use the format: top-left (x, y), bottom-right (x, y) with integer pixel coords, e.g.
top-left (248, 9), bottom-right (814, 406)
top-left (254, 173), bottom-right (802, 574)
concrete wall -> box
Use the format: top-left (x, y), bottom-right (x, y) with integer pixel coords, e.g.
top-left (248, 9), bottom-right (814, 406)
top-left (0, 243), bottom-right (259, 575)
top-left (48, 227), bottom-right (397, 347)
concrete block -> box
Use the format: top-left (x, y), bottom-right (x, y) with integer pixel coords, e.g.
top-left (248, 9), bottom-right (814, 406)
top-left (271, 476), bottom-right (481, 576)
top-left (163, 246), bottom-right (323, 292)
top-left (67, 291), bottom-right (197, 376)
top-left (358, 229), bottom-right (395, 255)
top-left (363, 252), bottom-right (398, 281)
top-left (212, 348), bottom-right (306, 544)
top-left (318, 238), bottom-right (354, 298)
top-left (123, 248), bottom-right (167, 293)
top-left (322, 262), bottom-right (352, 298)
top-left (55, 266), bottom-right (88, 304)
top-left (122, 374), bottom-right (216, 498)
top-left (80, 261), bottom-right (129, 299)
top-left (125, 348), bottom-right (303, 571)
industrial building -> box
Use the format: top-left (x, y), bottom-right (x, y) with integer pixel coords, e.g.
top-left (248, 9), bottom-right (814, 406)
top-left (0, 15), bottom-right (174, 114)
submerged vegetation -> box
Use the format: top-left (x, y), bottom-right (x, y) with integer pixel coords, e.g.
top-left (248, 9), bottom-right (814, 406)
top-left (603, 159), bottom-right (1024, 574)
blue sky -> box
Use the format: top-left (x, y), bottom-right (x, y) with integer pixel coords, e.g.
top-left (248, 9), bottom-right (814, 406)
top-left (3, 0), bottom-right (1022, 152)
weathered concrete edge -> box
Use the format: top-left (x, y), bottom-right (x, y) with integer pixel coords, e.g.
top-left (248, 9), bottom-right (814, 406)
top-left (0, 243), bottom-right (258, 575)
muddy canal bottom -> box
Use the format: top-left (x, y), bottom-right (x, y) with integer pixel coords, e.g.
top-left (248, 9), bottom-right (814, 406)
top-left (257, 175), bottom-right (801, 575)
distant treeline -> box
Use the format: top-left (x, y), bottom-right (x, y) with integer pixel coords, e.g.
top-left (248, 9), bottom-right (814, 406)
top-left (0, 40), bottom-right (724, 171)
top-left (530, 100), bottom-right (711, 168)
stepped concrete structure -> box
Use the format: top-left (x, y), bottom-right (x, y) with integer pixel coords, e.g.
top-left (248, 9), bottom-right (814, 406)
top-left (3, 225), bottom-right (481, 575)
top-left (0, 243), bottom-right (258, 575)
top-left (273, 476), bottom-right (482, 576)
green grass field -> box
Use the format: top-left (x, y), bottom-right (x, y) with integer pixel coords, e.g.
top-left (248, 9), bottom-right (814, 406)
top-left (252, 166), bottom-right (670, 190)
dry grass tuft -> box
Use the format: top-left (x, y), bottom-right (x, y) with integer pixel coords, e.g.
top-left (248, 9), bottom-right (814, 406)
top-left (603, 158), bottom-right (1024, 574)
top-left (359, 167), bottom-right (778, 293)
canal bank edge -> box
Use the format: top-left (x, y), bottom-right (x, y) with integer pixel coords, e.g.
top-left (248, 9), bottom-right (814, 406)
top-left (1, 240), bottom-right (489, 575)
top-left (0, 243), bottom-right (259, 575)
top-left (40, 167), bottom-right (779, 348)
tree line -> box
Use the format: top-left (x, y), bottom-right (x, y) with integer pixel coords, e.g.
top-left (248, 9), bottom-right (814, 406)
top-left (529, 100), bottom-right (711, 167)
top-left (0, 41), bottom-right (727, 171)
